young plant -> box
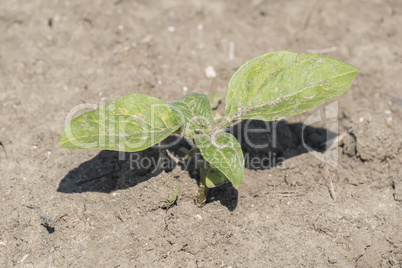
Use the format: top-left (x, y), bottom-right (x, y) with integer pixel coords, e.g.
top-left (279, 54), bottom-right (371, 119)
top-left (58, 51), bottom-right (358, 207)
top-left (161, 187), bottom-right (179, 212)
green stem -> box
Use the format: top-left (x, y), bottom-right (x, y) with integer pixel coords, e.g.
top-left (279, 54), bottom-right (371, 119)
top-left (196, 160), bottom-right (211, 207)
top-left (157, 138), bottom-right (170, 174)
top-left (213, 117), bottom-right (233, 132)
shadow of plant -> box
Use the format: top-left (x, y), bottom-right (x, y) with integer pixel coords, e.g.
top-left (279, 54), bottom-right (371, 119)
top-left (58, 120), bottom-right (335, 211)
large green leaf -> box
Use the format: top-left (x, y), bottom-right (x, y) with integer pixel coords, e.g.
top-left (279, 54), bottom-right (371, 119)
top-left (194, 131), bottom-right (244, 188)
top-left (170, 93), bottom-right (213, 137)
top-left (58, 93), bottom-right (182, 152)
top-left (225, 51), bottom-right (359, 122)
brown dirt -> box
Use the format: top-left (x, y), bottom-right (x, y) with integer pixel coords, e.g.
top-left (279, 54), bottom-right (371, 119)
top-left (1, 0), bottom-right (402, 267)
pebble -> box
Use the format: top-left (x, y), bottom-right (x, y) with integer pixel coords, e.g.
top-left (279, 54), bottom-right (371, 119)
top-left (140, 34), bottom-right (153, 44)
top-left (386, 117), bottom-right (392, 127)
top-left (205, 66), bottom-right (216, 78)
top-left (195, 214), bottom-right (203, 220)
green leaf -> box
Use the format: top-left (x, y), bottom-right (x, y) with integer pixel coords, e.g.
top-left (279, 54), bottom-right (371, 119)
top-left (207, 91), bottom-right (224, 110)
top-left (194, 131), bottom-right (244, 188)
top-left (58, 93), bottom-right (182, 152)
top-left (225, 51), bottom-right (359, 122)
top-left (170, 93), bottom-right (213, 137)
top-left (206, 167), bottom-right (229, 188)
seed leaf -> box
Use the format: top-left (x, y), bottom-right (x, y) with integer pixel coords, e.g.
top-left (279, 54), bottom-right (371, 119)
top-left (225, 51), bottom-right (359, 122)
top-left (207, 91), bottom-right (224, 110)
top-left (194, 131), bottom-right (244, 188)
top-left (206, 167), bottom-right (229, 188)
top-left (58, 93), bottom-right (182, 152)
top-left (170, 93), bottom-right (213, 137)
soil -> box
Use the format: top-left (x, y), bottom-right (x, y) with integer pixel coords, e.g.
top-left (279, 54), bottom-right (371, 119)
top-left (1, 0), bottom-right (402, 267)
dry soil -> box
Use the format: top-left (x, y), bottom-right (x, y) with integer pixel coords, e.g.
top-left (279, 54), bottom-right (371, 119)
top-left (1, 0), bottom-right (402, 267)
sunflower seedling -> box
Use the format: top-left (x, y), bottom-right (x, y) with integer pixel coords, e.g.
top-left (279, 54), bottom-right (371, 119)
top-left (161, 187), bottom-right (179, 212)
top-left (58, 51), bottom-right (358, 207)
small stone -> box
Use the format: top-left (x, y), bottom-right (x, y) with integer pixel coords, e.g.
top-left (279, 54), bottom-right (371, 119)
top-left (168, 26), bottom-right (175, 32)
top-left (343, 133), bottom-right (357, 157)
top-left (205, 66), bottom-right (216, 78)
top-left (327, 255), bottom-right (338, 264)
top-left (386, 117), bottom-right (392, 127)
top-left (140, 34), bottom-right (153, 44)
top-left (10, 210), bottom-right (19, 221)
top-left (195, 214), bottom-right (202, 220)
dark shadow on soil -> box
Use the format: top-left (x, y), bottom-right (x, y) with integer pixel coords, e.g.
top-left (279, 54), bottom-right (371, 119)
top-left (57, 147), bottom-right (174, 194)
top-left (58, 120), bottom-right (335, 211)
top-left (207, 184), bottom-right (239, 211)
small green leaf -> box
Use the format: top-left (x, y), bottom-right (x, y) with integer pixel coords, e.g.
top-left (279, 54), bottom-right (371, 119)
top-left (225, 51), bottom-right (359, 122)
top-left (58, 93), bottom-right (182, 152)
top-left (167, 187), bottom-right (179, 206)
top-left (206, 167), bottom-right (229, 188)
top-left (170, 93), bottom-right (213, 137)
top-left (194, 131), bottom-right (244, 188)
top-left (208, 91), bottom-right (224, 110)
top-left (183, 147), bottom-right (197, 161)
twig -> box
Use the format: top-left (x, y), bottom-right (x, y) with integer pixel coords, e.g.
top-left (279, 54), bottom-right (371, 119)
top-left (320, 164), bottom-right (336, 201)
top-left (0, 141), bottom-right (7, 156)
top-left (76, 173), bottom-right (111, 185)
top-left (24, 205), bottom-right (55, 233)
top-left (228, 41), bottom-right (235, 60)
top-left (306, 46), bottom-right (338, 54)
top-left (17, 254), bottom-right (29, 264)
top-left (270, 190), bottom-right (305, 196)
top-left (323, 133), bottom-right (346, 151)
top-left (117, 208), bottom-right (124, 222)
top-left (165, 149), bottom-right (183, 164)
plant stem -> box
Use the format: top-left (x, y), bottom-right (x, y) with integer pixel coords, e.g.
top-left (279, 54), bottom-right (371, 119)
top-left (156, 139), bottom-right (168, 174)
top-left (213, 116), bottom-right (233, 132)
top-left (196, 160), bottom-right (211, 207)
